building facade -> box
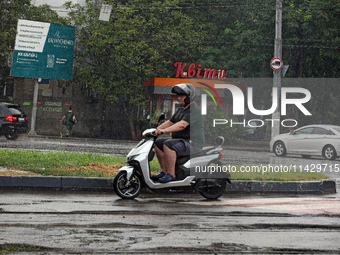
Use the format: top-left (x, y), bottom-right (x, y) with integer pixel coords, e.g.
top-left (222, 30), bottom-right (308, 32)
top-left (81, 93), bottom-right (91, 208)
top-left (12, 77), bottom-right (133, 139)
top-left (10, 77), bottom-right (247, 140)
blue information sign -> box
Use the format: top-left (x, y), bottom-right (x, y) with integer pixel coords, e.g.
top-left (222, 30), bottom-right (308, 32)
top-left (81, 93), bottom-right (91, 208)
top-left (10, 19), bottom-right (75, 80)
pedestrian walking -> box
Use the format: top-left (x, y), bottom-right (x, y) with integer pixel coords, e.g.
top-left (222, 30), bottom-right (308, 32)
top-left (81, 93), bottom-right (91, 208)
top-left (60, 106), bottom-right (77, 137)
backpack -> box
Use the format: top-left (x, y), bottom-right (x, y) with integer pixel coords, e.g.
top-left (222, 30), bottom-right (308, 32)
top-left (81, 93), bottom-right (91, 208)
top-left (69, 113), bottom-right (75, 124)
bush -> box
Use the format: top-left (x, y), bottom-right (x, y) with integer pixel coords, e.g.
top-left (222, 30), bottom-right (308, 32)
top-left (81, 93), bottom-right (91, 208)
top-left (138, 110), bottom-right (162, 130)
top-left (204, 105), bottom-right (243, 144)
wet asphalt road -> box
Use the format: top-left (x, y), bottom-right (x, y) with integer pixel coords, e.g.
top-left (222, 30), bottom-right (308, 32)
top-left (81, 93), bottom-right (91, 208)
top-left (0, 135), bottom-right (136, 156)
top-left (0, 190), bottom-right (339, 254)
top-left (0, 135), bottom-right (340, 254)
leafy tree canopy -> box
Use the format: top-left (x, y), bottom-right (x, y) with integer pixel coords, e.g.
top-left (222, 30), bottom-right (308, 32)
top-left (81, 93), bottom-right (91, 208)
top-left (188, 0), bottom-right (339, 78)
top-left (64, 0), bottom-right (205, 138)
top-left (65, 0), bottom-right (204, 105)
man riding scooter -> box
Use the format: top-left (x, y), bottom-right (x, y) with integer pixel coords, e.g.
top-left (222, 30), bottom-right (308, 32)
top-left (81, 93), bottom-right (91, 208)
top-left (152, 83), bottom-right (205, 183)
top-left (114, 83), bottom-right (228, 199)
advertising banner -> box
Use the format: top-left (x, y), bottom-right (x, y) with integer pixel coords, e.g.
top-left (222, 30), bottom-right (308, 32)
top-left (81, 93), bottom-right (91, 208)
top-left (10, 19), bottom-right (75, 80)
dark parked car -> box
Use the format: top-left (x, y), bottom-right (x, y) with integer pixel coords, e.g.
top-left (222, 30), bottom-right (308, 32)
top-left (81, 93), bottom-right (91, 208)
top-left (0, 102), bottom-right (28, 140)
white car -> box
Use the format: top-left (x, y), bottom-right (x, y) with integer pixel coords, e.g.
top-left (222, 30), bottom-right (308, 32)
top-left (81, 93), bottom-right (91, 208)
top-left (270, 124), bottom-right (340, 160)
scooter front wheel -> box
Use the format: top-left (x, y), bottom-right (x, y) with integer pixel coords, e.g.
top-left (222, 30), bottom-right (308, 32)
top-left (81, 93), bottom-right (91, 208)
top-left (198, 178), bottom-right (226, 199)
top-left (113, 171), bottom-right (142, 199)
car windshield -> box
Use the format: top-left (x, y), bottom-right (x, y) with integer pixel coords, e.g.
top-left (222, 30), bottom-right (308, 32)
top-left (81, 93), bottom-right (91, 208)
top-left (332, 127), bottom-right (340, 134)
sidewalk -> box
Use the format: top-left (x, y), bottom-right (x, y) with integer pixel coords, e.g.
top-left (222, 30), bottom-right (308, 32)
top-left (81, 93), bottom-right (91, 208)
top-left (26, 134), bottom-right (270, 148)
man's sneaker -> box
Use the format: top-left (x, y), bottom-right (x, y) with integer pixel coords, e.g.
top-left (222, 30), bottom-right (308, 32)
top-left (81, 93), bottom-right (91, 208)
top-left (159, 173), bottom-right (176, 183)
top-left (151, 171), bottom-right (166, 180)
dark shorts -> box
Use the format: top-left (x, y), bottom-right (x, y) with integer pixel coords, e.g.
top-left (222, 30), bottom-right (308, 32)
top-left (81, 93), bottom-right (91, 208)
top-left (155, 138), bottom-right (201, 157)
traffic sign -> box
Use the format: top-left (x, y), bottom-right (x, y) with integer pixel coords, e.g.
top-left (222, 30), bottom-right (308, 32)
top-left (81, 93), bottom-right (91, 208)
top-left (270, 57), bottom-right (283, 70)
top-left (10, 19), bottom-right (75, 80)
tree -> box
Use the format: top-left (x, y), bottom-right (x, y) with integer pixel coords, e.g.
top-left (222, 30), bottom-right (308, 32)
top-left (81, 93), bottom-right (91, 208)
top-left (281, 0), bottom-right (340, 126)
top-left (0, 0), bottom-right (67, 98)
top-left (185, 0), bottom-right (339, 79)
top-left (187, 0), bottom-right (339, 129)
top-left (65, 0), bottom-right (204, 139)
top-left (283, 0), bottom-right (340, 78)
top-left (187, 0), bottom-right (276, 78)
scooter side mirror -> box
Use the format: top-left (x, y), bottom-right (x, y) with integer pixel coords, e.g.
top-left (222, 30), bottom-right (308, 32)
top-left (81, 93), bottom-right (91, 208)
top-left (157, 113), bottom-right (165, 126)
top-left (158, 113), bottom-right (165, 122)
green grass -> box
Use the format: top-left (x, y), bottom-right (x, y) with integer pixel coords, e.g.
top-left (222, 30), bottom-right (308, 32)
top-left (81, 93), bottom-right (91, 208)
top-left (0, 244), bottom-right (42, 254)
top-left (0, 149), bottom-right (329, 180)
top-left (0, 149), bottom-right (126, 177)
top-left (0, 149), bottom-right (121, 168)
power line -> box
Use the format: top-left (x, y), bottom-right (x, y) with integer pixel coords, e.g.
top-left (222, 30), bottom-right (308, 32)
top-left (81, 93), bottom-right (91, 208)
top-left (0, 3), bottom-right (338, 11)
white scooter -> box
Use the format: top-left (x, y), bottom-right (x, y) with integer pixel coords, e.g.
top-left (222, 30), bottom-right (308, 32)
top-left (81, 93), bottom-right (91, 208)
top-left (114, 117), bottom-right (231, 199)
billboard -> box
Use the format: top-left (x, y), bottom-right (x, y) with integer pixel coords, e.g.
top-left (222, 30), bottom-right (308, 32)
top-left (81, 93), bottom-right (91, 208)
top-left (10, 19), bottom-right (75, 80)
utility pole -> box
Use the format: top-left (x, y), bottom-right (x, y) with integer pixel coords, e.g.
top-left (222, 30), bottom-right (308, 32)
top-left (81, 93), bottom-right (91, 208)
top-left (28, 79), bottom-right (39, 136)
top-left (271, 0), bottom-right (283, 139)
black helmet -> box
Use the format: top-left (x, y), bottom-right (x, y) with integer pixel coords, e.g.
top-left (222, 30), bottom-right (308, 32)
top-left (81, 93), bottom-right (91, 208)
top-left (171, 83), bottom-right (195, 106)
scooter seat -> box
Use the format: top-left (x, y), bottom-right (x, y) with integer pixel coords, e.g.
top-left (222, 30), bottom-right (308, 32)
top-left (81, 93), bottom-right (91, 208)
top-left (197, 146), bottom-right (215, 156)
top-left (176, 155), bottom-right (190, 165)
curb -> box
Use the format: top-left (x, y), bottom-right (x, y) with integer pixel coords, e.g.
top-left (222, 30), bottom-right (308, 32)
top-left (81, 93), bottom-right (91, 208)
top-left (226, 180), bottom-right (336, 194)
top-left (0, 176), bottom-right (112, 192)
top-left (0, 176), bottom-right (336, 194)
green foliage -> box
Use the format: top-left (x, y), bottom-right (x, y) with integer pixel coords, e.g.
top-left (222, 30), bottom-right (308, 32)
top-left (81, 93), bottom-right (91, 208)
top-left (190, 0), bottom-right (339, 78)
top-left (194, 0), bottom-right (275, 78)
top-left (0, 149), bottom-right (125, 172)
top-left (0, 243), bottom-right (42, 254)
top-left (204, 105), bottom-right (243, 144)
top-left (295, 79), bottom-right (340, 126)
top-left (150, 109), bottom-right (162, 127)
top-left (1, 0), bottom-right (339, 138)
top-left (65, 0), bottom-right (204, 104)
top-left (0, 149), bottom-right (160, 176)
top-left (64, 0), bottom-right (205, 138)
top-left (137, 110), bottom-right (161, 129)
top-left (283, 0), bottom-right (339, 77)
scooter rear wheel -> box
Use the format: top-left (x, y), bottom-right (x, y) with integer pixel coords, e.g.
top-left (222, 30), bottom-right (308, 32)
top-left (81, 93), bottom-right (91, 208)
top-left (113, 171), bottom-right (142, 199)
top-left (199, 178), bottom-right (226, 199)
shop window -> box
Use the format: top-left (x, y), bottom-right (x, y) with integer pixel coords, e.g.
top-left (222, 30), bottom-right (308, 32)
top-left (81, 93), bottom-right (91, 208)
top-left (160, 99), bottom-right (171, 120)
top-left (149, 95), bottom-right (175, 120)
